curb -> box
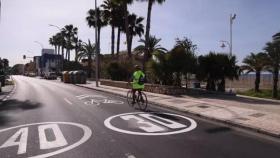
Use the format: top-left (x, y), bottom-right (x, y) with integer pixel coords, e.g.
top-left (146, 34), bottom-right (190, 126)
top-left (0, 76), bottom-right (16, 102)
top-left (75, 84), bottom-right (280, 138)
top-left (237, 94), bottom-right (280, 104)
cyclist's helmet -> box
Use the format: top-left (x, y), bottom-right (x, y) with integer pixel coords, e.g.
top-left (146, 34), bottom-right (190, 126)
top-left (134, 65), bottom-right (141, 70)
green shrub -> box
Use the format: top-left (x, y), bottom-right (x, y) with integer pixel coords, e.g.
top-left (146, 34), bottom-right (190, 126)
top-left (107, 61), bottom-right (133, 81)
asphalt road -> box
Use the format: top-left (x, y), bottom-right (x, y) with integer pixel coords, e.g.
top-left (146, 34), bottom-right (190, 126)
top-left (0, 75), bottom-right (279, 158)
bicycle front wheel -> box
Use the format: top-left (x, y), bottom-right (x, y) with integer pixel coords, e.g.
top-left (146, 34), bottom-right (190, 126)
top-left (126, 90), bottom-right (134, 106)
top-left (137, 92), bottom-right (148, 111)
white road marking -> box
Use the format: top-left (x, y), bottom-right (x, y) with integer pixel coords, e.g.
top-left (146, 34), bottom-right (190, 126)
top-left (0, 122), bottom-right (92, 158)
top-left (139, 113), bottom-right (187, 129)
top-left (126, 153), bottom-right (137, 158)
top-left (0, 127), bottom-right (28, 154)
top-left (64, 98), bottom-right (73, 105)
top-left (38, 124), bottom-right (68, 150)
top-left (104, 112), bottom-right (197, 136)
top-left (76, 94), bottom-right (89, 100)
top-left (76, 94), bottom-right (87, 98)
top-left (120, 115), bottom-right (165, 133)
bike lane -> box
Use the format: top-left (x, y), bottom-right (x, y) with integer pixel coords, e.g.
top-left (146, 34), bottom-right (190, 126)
top-left (0, 76), bottom-right (279, 158)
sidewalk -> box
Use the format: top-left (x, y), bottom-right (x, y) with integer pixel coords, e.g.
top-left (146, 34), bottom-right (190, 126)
top-left (76, 81), bottom-right (280, 138)
top-left (0, 85), bottom-right (14, 101)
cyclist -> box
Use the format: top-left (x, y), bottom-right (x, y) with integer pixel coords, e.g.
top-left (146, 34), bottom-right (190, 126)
top-left (131, 65), bottom-right (145, 104)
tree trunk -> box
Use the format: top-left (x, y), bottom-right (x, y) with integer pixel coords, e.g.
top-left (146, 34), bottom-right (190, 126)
top-left (206, 79), bottom-right (216, 91)
top-left (117, 27), bottom-right (121, 57)
top-left (111, 25), bottom-right (115, 57)
top-left (54, 45), bottom-right (57, 54)
top-left (75, 49), bottom-right (78, 62)
top-left (68, 50), bottom-right (70, 61)
top-left (255, 71), bottom-right (261, 92)
top-left (143, 0), bottom-right (153, 67)
top-left (175, 72), bottom-right (181, 86)
top-left (88, 55), bottom-right (92, 78)
top-left (58, 46), bottom-right (61, 55)
top-left (97, 27), bottom-right (101, 79)
top-left (98, 27), bottom-right (101, 51)
top-left (272, 67), bottom-right (279, 98)
top-left (185, 75), bottom-right (188, 89)
top-left (218, 78), bottom-right (225, 92)
top-left (62, 48), bottom-right (65, 60)
top-left (124, 5), bottom-right (131, 58)
top-left (66, 50), bottom-right (68, 61)
top-left (128, 34), bottom-right (133, 59)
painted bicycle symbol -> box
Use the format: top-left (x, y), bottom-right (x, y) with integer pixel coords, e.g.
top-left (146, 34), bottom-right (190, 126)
top-left (76, 94), bottom-right (124, 106)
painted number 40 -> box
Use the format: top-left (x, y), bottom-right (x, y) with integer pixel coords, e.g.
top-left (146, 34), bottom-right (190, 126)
top-left (0, 124), bottom-right (67, 155)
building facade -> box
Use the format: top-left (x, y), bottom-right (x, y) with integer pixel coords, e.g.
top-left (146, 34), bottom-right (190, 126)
top-left (34, 49), bottom-right (63, 76)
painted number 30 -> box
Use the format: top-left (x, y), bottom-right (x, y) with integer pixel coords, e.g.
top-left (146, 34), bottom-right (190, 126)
top-left (120, 114), bottom-right (187, 132)
top-left (0, 124), bottom-right (67, 155)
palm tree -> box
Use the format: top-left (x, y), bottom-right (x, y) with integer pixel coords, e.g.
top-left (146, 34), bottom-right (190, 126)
top-left (273, 32), bottom-right (280, 41)
top-left (49, 37), bottom-right (56, 54)
top-left (73, 37), bottom-right (83, 62)
top-left (134, 35), bottom-right (166, 68)
top-left (102, 0), bottom-right (120, 56)
top-left (242, 52), bottom-right (269, 92)
top-left (53, 34), bottom-right (61, 55)
top-left (86, 7), bottom-right (107, 53)
top-left (113, 0), bottom-right (134, 58)
top-left (115, 6), bottom-right (126, 56)
top-left (138, 0), bottom-right (165, 61)
top-left (56, 32), bottom-right (66, 59)
top-left (61, 25), bottom-right (78, 61)
top-left (127, 13), bottom-right (144, 57)
top-left (77, 40), bottom-right (96, 78)
top-left (264, 40), bottom-right (280, 98)
top-left (49, 35), bottom-right (60, 55)
top-left (175, 37), bottom-right (197, 53)
top-left (174, 37), bottom-right (197, 88)
top-left (197, 52), bottom-right (239, 92)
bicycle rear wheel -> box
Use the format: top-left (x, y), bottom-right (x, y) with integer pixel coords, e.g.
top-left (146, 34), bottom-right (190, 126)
top-left (126, 90), bottom-right (134, 106)
top-left (137, 92), bottom-right (147, 111)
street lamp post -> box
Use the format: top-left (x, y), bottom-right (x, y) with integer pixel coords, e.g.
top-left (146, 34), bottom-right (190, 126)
top-left (220, 14), bottom-right (236, 93)
top-left (34, 41), bottom-right (44, 49)
top-left (220, 40), bottom-right (230, 51)
top-left (49, 24), bottom-right (61, 31)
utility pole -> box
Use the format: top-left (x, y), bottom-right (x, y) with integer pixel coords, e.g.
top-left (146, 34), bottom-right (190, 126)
top-left (229, 13), bottom-right (236, 93)
top-left (95, 0), bottom-right (99, 87)
top-left (230, 14), bottom-right (236, 58)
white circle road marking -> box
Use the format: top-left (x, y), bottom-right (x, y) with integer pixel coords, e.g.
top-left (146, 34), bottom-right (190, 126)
top-left (0, 122), bottom-right (92, 158)
top-left (104, 112), bottom-right (197, 136)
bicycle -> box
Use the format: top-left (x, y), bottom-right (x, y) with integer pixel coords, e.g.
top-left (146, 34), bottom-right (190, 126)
top-left (127, 89), bottom-right (148, 111)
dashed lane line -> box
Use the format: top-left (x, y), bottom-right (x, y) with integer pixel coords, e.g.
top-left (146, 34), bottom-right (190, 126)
top-left (64, 98), bottom-right (73, 105)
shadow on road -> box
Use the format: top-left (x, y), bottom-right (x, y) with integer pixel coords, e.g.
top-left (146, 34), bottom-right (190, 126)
top-left (0, 99), bottom-right (42, 126)
top-left (206, 127), bottom-right (232, 134)
top-left (144, 109), bottom-right (181, 121)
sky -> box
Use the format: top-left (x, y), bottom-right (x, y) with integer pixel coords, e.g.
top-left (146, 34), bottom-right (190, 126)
top-left (0, 0), bottom-right (280, 66)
